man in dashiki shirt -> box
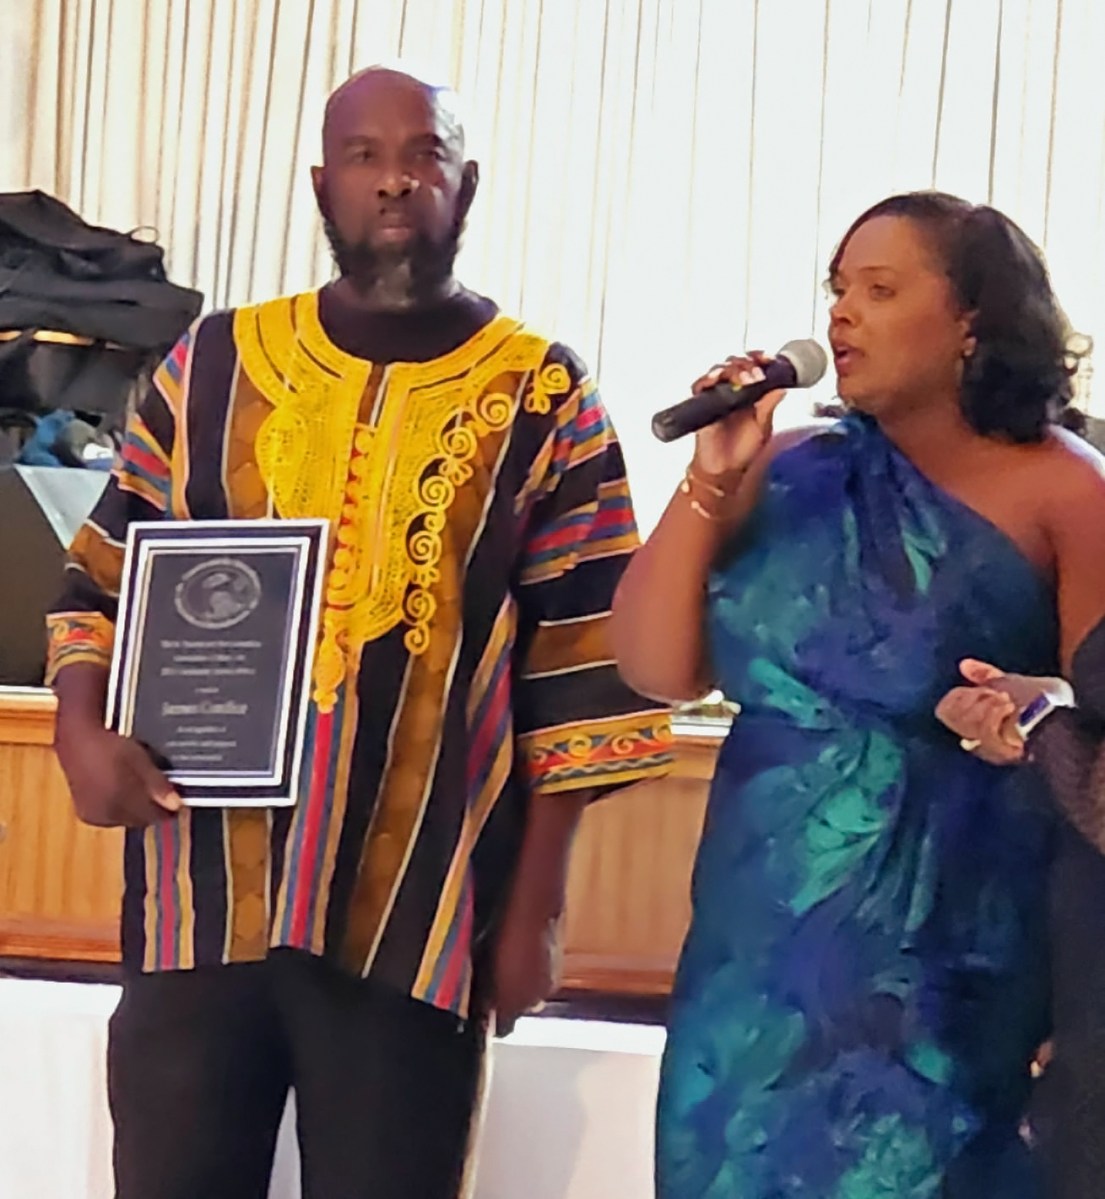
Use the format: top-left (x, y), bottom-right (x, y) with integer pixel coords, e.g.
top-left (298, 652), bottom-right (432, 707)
top-left (47, 65), bottom-right (672, 1199)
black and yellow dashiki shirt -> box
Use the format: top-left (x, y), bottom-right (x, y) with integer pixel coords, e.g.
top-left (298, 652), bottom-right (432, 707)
top-left (46, 287), bottom-right (673, 1017)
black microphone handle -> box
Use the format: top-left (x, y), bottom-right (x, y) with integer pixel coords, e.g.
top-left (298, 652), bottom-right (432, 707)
top-left (651, 377), bottom-right (777, 443)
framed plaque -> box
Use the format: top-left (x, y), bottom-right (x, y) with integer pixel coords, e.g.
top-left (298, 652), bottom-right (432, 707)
top-left (106, 518), bottom-right (328, 806)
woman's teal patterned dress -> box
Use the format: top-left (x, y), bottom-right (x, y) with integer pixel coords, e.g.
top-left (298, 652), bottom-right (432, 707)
top-left (657, 416), bottom-right (1056, 1198)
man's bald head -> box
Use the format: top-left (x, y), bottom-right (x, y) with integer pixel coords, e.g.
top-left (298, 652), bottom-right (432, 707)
top-left (322, 66), bottom-right (466, 160)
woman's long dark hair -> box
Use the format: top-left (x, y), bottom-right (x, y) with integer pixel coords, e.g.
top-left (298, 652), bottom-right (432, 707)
top-left (828, 192), bottom-right (1075, 443)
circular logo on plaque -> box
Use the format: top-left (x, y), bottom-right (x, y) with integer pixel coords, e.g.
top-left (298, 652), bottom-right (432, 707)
top-left (174, 557), bottom-right (261, 631)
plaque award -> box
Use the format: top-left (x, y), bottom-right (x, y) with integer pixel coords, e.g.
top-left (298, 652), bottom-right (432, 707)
top-left (106, 519), bottom-right (328, 806)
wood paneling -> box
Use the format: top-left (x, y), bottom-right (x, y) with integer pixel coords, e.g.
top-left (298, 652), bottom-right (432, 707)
top-left (0, 689), bottom-right (121, 962)
top-left (559, 734), bottom-right (713, 996)
top-left (0, 689), bottom-right (721, 995)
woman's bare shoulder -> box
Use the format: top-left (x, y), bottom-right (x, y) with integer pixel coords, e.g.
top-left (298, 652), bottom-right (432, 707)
top-left (1029, 428), bottom-right (1105, 567)
top-left (1039, 426), bottom-right (1105, 500)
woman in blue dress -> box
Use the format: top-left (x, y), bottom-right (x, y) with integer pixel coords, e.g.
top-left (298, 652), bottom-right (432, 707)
top-left (612, 192), bottom-right (1105, 1197)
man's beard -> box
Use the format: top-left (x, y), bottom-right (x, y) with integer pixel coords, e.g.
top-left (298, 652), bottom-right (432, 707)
top-left (323, 217), bottom-right (462, 310)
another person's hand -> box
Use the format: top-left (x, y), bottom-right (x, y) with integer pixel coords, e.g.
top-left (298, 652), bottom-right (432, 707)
top-left (958, 659), bottom-right (1073, 710)
top-left (935, 684), bottom-right (1022, 765)
top-left (934, 659), bottom-right (1073, 767)
top-left (691, 352), bottom-right (788, 479)
top-left (55, 720), bottom-right (180, 828)
top-left (490, 898), bottom-right (562, 1039)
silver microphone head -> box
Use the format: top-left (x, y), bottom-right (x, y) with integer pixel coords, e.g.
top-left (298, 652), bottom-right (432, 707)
top-left (777, 338), bottom-right (828, 388)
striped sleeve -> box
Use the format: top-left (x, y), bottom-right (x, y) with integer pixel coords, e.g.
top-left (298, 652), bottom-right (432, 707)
top-left (513, 346), bottom-right (673, 797)
top-left (44, 325), bottom-right (192, 682)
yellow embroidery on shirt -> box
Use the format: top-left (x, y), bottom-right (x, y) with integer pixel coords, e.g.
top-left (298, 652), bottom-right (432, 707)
top-left (234, 293), bottom-right (558, 712)
top-left (238, 296), bottom-right (369, 526)
top-left (525, 362), bottom-right (572, 414)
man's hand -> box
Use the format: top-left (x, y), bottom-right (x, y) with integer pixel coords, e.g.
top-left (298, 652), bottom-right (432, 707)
top-left (488, 790), bottom-right (590, 1037)
top-left (491, 898), bottom-right (562, 1038)
top-left (56, 721), bottom-right (180, 827)
top-left (53, 664), bottom-right (180, 828)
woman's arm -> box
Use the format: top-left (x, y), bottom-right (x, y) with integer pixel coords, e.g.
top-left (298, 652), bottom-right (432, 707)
top-left (611, 448), bottom-right (769, 702)
top-left (610, 354), bottom-right (810, 703)
top-left (1046, 433), bottom-right (1105, 672)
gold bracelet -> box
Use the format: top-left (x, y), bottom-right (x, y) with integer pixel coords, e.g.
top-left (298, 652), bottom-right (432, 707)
top-left (680, 463), bottom-right (744, 521)
top-left (687, 497), bottom-right (723, 521)
top-left (682, 467), bottom-right (725, 499)
top-left (681, 463), bottom-right (743, 499)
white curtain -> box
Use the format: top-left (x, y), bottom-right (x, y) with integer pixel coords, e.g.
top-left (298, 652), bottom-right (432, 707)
top-left (5, 0), bottom-right (1105, 529)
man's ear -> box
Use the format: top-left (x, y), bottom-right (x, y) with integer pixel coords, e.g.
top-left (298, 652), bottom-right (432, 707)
top-left (457, 161), bottom-right (479, 222)
top-left (311, 166), bottom-right (332, 222)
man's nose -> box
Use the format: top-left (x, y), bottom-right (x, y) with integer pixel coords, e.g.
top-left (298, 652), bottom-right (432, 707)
top-left (377, 169), bottom-right (416, 199)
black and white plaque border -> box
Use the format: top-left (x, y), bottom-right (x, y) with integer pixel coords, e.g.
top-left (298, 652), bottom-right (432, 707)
top-left (106, 519), bottom-right (328, 806)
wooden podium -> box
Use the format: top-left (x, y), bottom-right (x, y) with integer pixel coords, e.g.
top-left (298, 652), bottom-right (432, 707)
top-left (0, 689), bottom-right (122, 962)
top-left (0, 687), bottom-right (719, 996)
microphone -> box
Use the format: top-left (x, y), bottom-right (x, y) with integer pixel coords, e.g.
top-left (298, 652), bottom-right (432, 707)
top-left (651, 338), bottom-right (828, 443)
